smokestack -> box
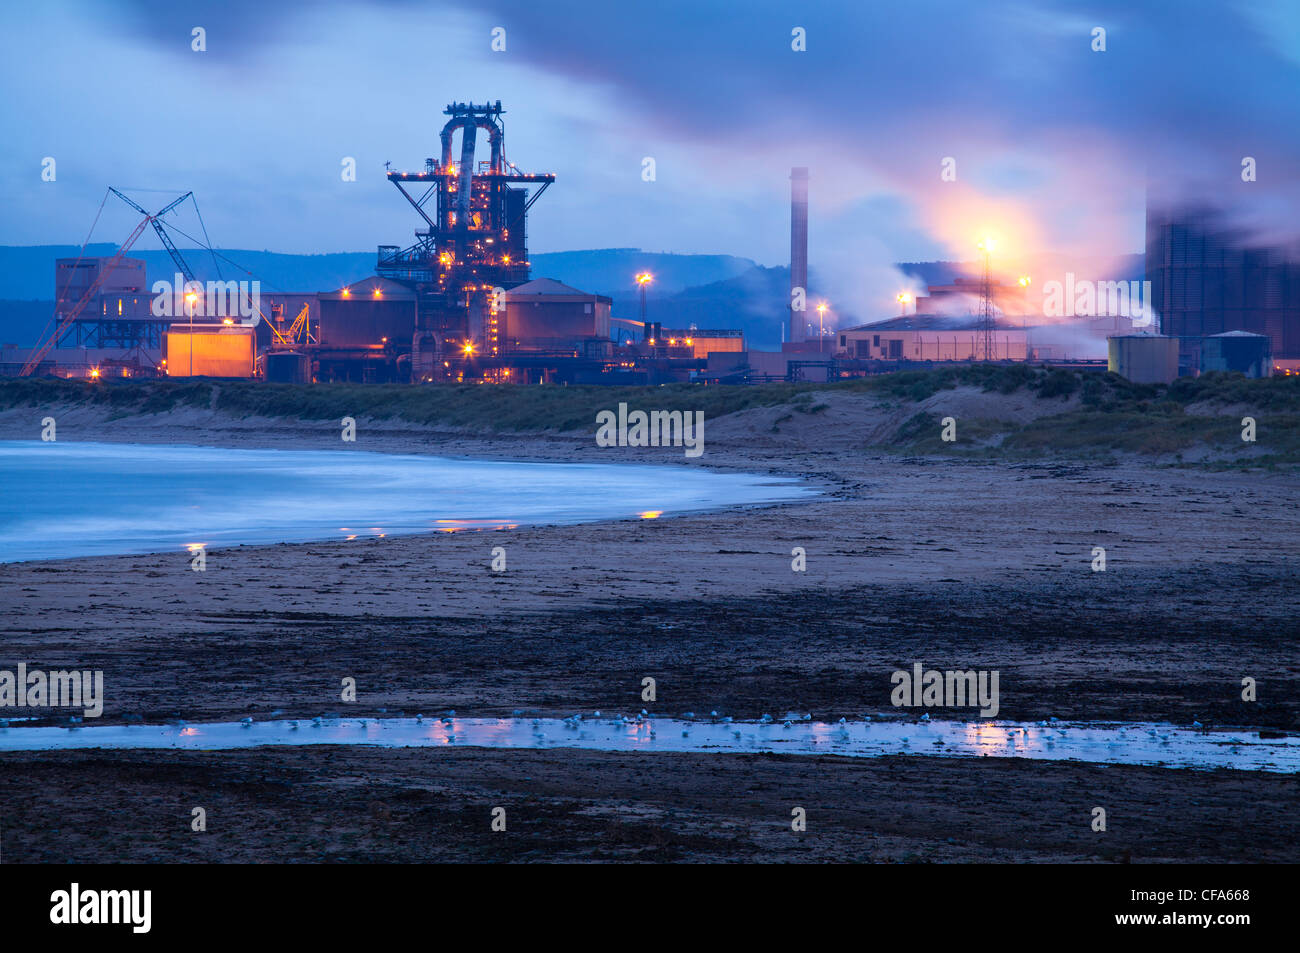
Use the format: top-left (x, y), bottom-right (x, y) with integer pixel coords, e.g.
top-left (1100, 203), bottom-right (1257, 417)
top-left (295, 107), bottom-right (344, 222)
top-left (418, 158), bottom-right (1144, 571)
top-left (790, 167), bottom-right (809, 343)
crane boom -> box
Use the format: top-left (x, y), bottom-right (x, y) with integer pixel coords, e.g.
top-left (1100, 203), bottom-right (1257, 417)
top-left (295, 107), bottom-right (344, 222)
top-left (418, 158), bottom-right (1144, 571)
top-left (108, 188), bottom-right (197, 283)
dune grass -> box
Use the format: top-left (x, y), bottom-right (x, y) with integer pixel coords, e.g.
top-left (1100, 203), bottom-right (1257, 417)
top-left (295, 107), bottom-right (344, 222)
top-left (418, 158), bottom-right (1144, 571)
top-left (2, 367), bottom-right (1297, 464)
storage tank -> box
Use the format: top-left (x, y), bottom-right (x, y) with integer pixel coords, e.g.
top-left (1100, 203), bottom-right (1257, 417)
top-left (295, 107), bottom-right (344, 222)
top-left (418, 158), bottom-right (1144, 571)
top-left (165, 324), bottom-right (256, 377)
top-left (265, 351), bottom-right (311, 383)
top-left (1200, 332), bottom-right (1271, 378)
top-left (1108, 335), bottom-right (1179, 384)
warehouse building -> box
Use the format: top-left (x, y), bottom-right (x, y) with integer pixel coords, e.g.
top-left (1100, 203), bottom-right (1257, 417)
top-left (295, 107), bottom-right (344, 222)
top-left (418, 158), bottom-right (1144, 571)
top-left (164, 323), bottom-right (257, 377)
top-left (502, 278), bottom-right (610, 353)
top-left (837, 315), bottom-right (1028, 361)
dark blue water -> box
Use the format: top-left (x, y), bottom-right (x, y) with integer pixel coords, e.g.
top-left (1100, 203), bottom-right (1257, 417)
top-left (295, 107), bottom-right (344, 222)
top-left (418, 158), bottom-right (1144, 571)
top-left (0, 440), bottom-right (816, 562)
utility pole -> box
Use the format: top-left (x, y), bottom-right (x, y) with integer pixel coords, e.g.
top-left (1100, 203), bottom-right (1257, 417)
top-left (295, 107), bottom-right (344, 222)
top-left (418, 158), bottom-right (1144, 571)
top-left (977, 237), bottom-right (996, 361)
top-left (636, 273), bottom-right (652, 341)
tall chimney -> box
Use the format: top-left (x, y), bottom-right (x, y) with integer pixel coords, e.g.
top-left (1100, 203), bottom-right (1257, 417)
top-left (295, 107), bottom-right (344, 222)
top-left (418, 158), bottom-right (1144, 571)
top-left (789, 167), bottom-right (809, 343)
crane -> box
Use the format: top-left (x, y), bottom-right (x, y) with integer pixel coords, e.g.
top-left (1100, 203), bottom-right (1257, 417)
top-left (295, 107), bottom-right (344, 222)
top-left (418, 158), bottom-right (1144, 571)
top-left (269, 303), bottom-right (313, 349)
top-left (109, 188), bottom-right (196, 285)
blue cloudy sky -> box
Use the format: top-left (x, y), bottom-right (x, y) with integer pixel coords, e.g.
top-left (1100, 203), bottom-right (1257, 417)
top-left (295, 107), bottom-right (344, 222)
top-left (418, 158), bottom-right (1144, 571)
top-left (1, 0), bottom-right (1296, 312)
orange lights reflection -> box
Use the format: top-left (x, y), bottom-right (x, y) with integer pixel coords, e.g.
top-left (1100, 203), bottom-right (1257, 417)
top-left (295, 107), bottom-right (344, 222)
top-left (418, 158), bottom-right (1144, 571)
top-left (433, 519), bottom-right (520, 534)
top-left (638, 510), bottom-right (663, 519)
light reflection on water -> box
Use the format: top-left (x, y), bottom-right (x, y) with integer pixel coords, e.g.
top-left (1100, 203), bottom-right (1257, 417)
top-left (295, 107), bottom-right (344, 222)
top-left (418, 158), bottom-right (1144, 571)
top-left (0, 715), bottom-right (1294, 773)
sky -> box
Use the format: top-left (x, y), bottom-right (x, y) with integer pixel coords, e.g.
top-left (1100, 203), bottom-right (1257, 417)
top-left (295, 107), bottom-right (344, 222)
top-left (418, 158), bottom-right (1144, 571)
top-left (1, 0), bottom-right (1297, 318)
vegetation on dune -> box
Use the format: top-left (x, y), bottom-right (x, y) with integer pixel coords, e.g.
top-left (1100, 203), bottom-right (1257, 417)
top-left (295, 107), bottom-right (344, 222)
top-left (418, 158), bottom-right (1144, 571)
top-left (1, 366), bottom-right (1297, 464)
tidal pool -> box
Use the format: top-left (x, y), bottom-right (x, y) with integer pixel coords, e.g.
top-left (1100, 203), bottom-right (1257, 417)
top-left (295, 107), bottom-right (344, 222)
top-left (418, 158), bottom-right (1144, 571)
top-left (0, 440), bottom-right (816, 562)
top-left (0, 714), bottom-right (1294, 773)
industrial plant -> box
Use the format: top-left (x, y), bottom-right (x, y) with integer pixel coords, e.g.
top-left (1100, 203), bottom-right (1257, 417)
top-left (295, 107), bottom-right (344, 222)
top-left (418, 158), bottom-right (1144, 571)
top-left (5, 102), bottom-right (1296, 387)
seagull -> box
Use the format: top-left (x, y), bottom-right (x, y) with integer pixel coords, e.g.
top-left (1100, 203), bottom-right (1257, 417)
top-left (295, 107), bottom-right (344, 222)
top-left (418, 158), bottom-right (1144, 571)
top-left (920, 713), bottom-right (930, 722)
top-left (240, 717), bottom-right (253, 728)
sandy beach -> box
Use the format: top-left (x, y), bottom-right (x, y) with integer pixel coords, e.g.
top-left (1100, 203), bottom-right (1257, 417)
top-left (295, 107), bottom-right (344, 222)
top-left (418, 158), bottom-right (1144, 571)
top-left (1, 392), bottom-right (1297, 862)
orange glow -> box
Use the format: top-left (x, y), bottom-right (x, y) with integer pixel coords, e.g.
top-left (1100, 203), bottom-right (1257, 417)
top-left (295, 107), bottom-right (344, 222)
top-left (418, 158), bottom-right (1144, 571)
top-left (1018, 275), bottom-right (1032, 288)
top-left (373, 288), bottom-right (382, 298)
top-left (222, 317), bottom-right (234, 325)
top-left (90, 367), bottom-right (101, 379)
top-left (635, 272), bottom-right (653, 286)
top-left (463, 342), bottom-right (475, 356)
top-left (897, 292), bottom-right (912, 304)
top-left (816, 302), bottom-right (828, 314)
top-left (341, 288), bottom-right (350, 297)
top-left (439, 252), bottom-right (453, 265)
top-left (638, 510), bottom-right (663, 519)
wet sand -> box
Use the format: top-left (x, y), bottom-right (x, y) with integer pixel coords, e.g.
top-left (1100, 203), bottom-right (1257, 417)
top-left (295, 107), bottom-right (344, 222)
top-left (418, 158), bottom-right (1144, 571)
top-left (2, 747), bottom-right (1296, 863)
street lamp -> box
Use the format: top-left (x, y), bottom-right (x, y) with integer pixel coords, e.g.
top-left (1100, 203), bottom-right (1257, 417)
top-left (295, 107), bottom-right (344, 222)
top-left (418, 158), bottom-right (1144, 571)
top-left (816, 301), bottom-right (829, 353)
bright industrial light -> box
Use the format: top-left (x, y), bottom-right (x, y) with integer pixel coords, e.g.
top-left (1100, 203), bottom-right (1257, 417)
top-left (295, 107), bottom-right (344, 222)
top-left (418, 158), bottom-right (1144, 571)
top-left (341, 288), bottom-right (350, 297)
top-left (897, 293), bottom-right (912, 304)
top-left (463, 342), bottom-right (475, 355)
top-left (373, 288), bottom-right (382, 298)
top-left (635, 272), bottom-right (653, 286)
top-left (816, 302), bottom-right (828, 314)
top-left (1018, 275), bottom-right (1032, 288)
top-left (978, 236), bottom-right (997, 252)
